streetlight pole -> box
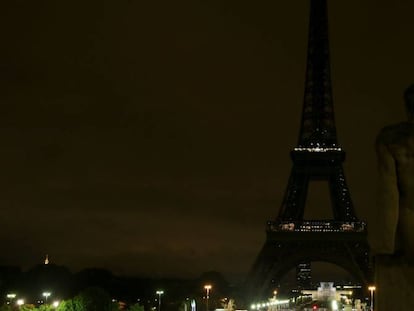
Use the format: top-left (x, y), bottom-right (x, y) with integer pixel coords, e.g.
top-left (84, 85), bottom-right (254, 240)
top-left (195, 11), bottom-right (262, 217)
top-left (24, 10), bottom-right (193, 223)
top-left (42, 292), bottom-right (51, 304)
top-left (156, 290), bottom-right (164, 311)
top-left (204, 285), bottom-right (212, 311)
top-left (273, 290), bottom-right (278, 310)
top-left (368, 286), bottom-right (376, 311)
top-left (6, 294), bottom-right (16, 305)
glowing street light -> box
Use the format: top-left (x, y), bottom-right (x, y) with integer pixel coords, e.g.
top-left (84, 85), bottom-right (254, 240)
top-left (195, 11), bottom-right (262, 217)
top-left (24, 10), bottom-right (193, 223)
top-left (43, 292), bottom-right (51, 304)
top-left (368, 286), bottom-right (376, 311)
top-left (204, 285), bottom-right (212, 311)
top-left (6, 293), bottom-right (16, 304)
top-left (7, 293), bottom-right (16, 299)
top-left (17, 299), bottom-right (24, 306)
top-left (52, 301), bottom-right (60, 308)
top-left (156, 290), bottom-right (164, 311)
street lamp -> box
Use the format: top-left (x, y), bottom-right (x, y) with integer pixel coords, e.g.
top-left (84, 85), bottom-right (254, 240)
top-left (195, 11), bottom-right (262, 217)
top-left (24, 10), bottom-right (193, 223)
top-left (16, 299), bottom-right (24, 306)
top-left (7, 293), bottom-right (16, 304)
top-left (204, 284), bottom-right (212, 311)
top-left (156, 290), bottom-right (164, 311)
top-left (43, 292), bottom-right (51, 304)
top-left (272, 290), bottom-right (278, 309)
top-left (368, 286), bottom-right (376, 311)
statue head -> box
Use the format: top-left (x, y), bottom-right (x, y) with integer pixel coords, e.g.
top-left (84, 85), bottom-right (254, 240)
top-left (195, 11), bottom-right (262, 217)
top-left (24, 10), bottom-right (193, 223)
top-left (404, 84), bottom-right (414, 121)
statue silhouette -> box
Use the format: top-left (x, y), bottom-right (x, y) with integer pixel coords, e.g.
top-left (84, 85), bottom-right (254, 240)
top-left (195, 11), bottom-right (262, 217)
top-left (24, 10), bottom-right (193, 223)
top-left (374, 84), bottom-right (414, 310)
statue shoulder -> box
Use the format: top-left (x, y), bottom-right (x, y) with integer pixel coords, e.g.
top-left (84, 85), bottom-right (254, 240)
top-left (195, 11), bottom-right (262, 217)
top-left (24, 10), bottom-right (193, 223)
top-left (377, 122), bottom-right (414, 145)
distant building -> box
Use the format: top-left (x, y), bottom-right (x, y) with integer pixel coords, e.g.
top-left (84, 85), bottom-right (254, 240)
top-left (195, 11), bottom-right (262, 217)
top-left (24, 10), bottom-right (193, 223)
top-left (296, 262), bottom-right (312, 289)
top-left (302, 282), bottom-right (352, 301)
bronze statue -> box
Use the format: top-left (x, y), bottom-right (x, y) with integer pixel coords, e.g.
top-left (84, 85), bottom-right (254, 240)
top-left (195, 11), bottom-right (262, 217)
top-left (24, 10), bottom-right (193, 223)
top-left (374, 84), bottom-right (414, 310)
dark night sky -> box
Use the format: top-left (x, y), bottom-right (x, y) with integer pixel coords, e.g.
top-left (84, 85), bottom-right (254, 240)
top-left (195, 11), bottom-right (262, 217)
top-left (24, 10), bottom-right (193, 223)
top-left (0, 0), bottom-right (413, 282)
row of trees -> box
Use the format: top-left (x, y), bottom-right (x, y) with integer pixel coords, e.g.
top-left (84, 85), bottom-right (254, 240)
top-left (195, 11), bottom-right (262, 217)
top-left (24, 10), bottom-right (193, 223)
top-left (0, 288), bottom-right (144, 311)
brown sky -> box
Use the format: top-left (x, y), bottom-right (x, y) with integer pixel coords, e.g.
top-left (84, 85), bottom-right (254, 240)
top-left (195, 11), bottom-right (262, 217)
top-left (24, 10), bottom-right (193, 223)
top-left (0, 0), bottom-right (413, 282)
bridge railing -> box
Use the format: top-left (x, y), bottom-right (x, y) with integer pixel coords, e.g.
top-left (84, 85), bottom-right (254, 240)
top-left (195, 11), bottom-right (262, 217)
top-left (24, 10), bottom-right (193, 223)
top-left (267, 220), bottom-right (367, 233)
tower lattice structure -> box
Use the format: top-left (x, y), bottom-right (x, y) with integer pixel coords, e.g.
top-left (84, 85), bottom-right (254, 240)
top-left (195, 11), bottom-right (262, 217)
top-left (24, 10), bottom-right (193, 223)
top-left (246, 0), bottom-right (371, 300)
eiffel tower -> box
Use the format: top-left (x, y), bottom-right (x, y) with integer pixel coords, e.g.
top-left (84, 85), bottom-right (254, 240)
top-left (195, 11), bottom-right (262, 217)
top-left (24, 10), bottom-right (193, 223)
top-left (246, 0), bottom-right (371, 299)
